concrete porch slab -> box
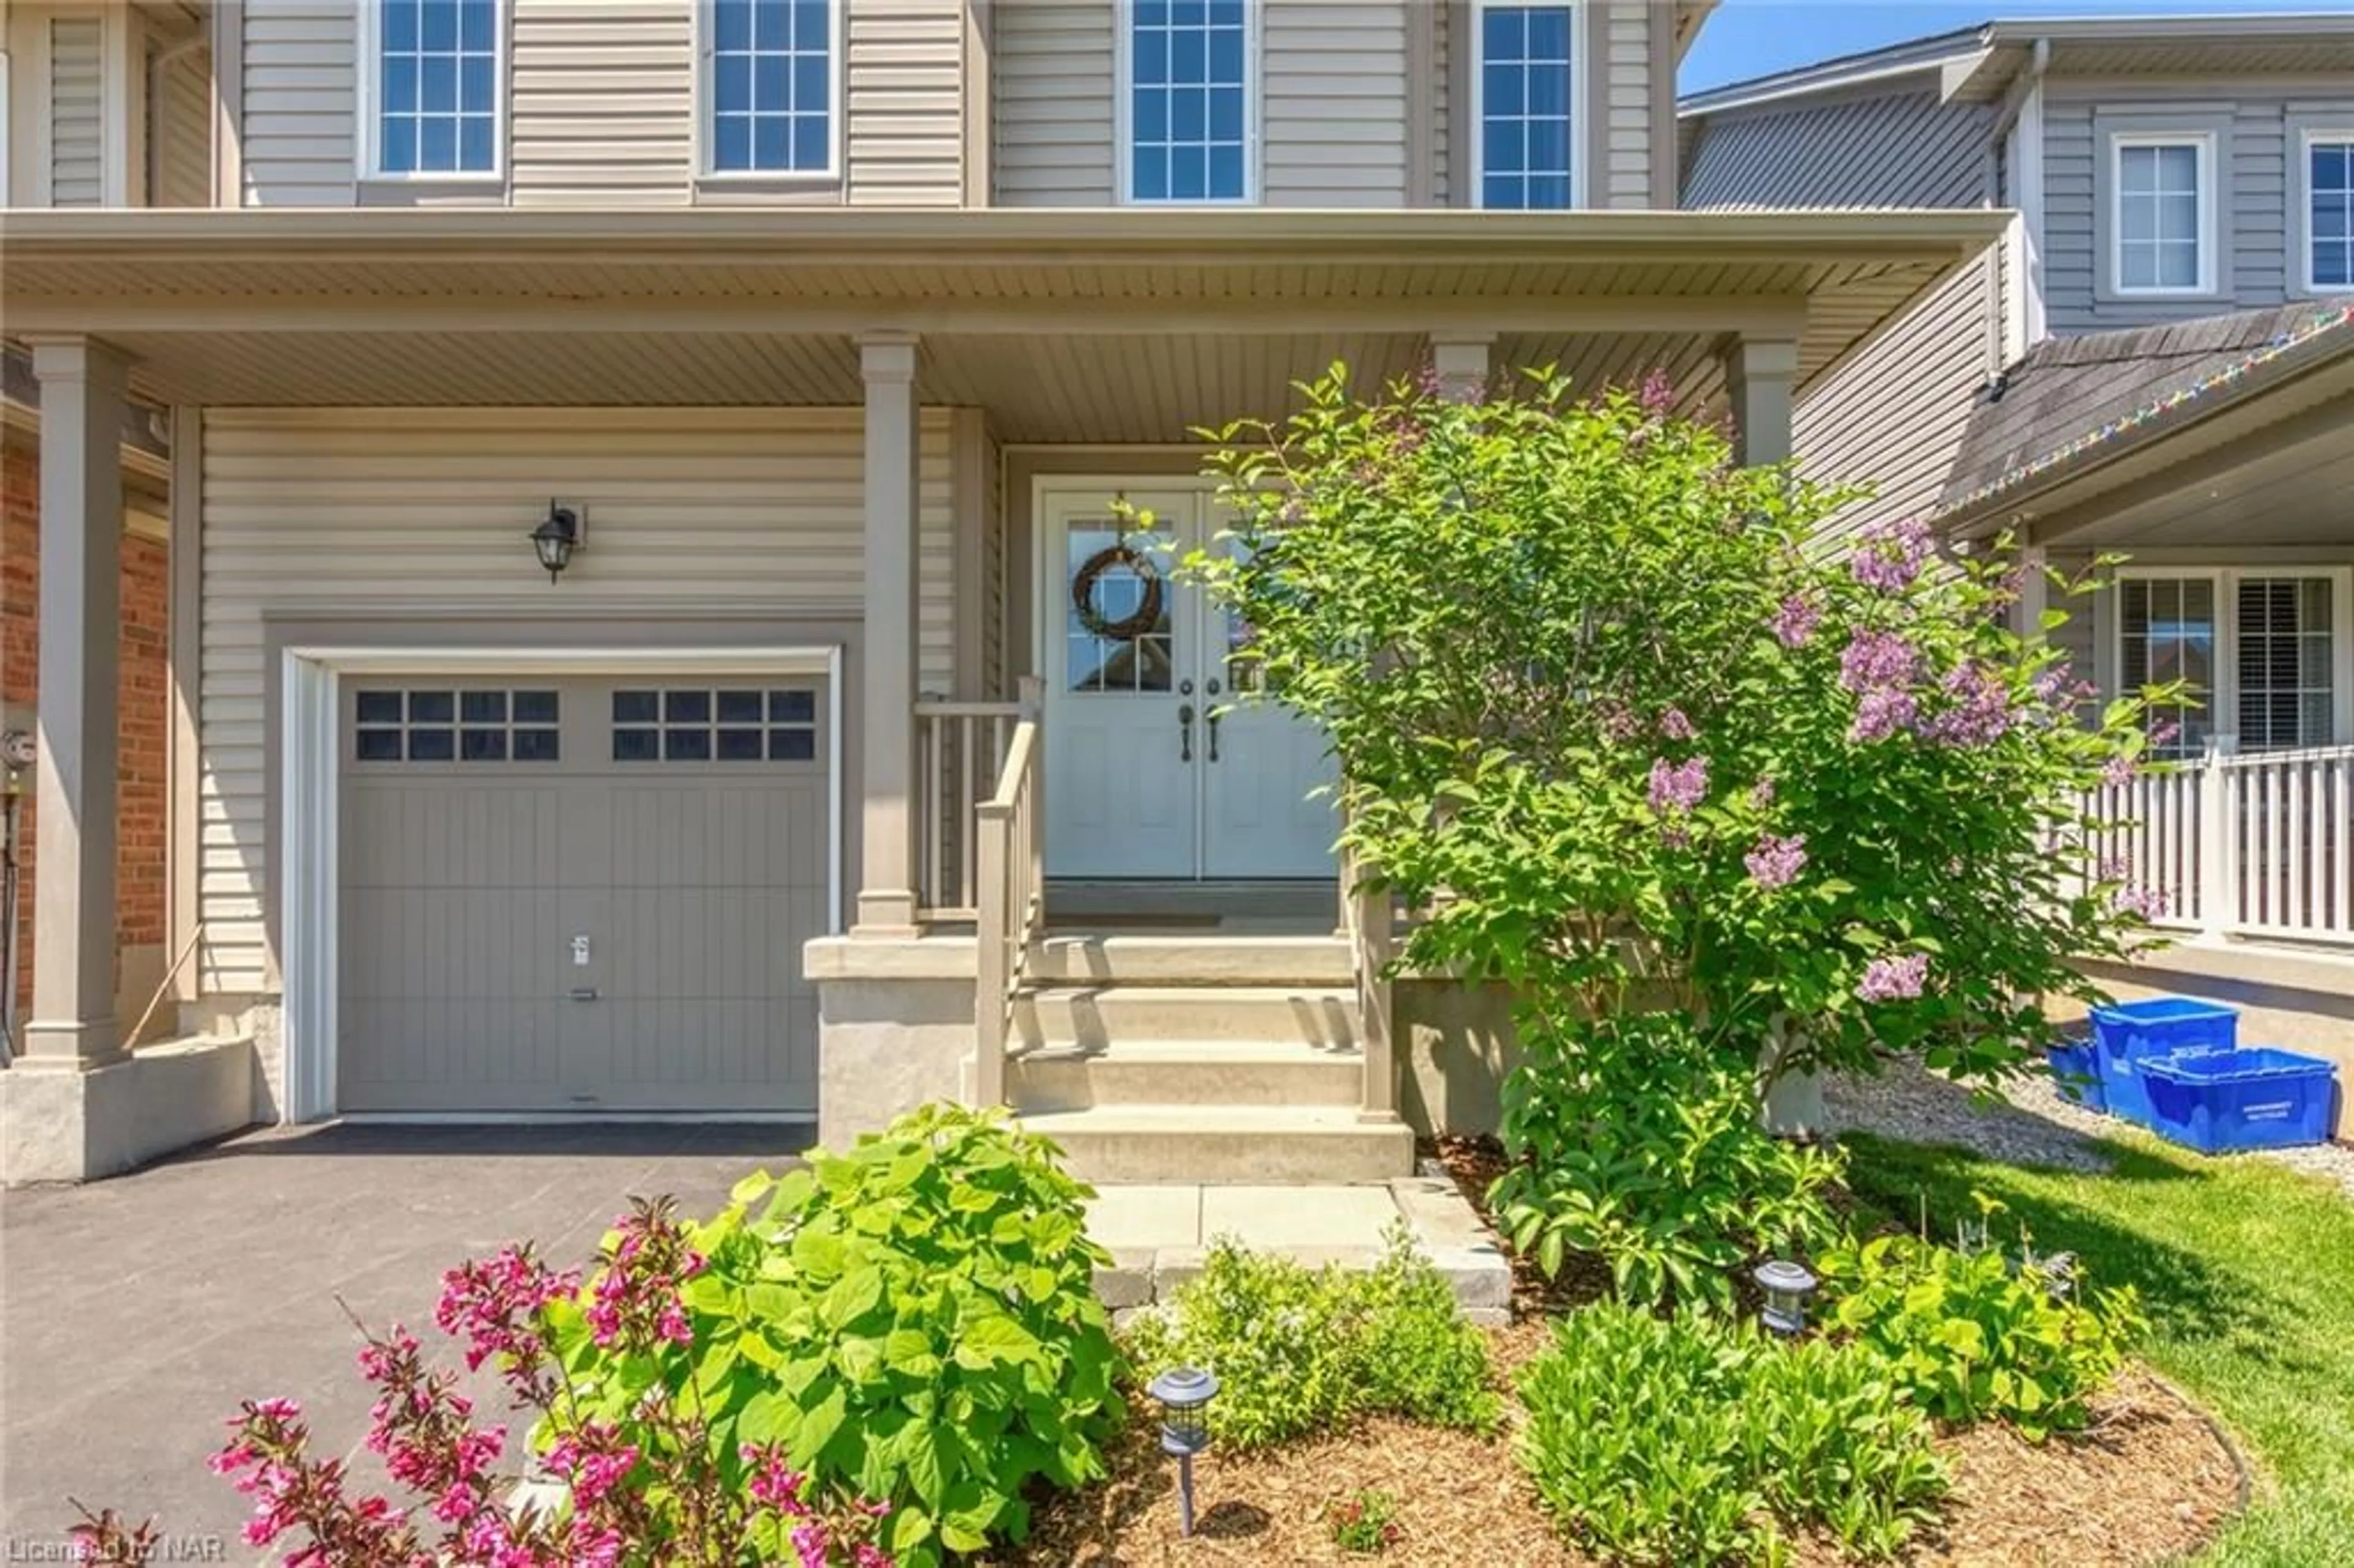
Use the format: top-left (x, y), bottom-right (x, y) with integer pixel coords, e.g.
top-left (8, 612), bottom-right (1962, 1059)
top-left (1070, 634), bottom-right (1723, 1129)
top-left (1084, 1176), bottom-right (1512, 1327)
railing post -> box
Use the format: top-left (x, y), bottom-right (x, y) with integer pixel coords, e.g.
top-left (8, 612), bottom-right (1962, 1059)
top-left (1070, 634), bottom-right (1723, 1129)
top-left (2196, 738), bottom-right (2233, 940)
top-left (1019, 676), bottom-right (1045, 919)
top-left (1350, 853), bottom-right (1401, 1125)
top-left (973, 802), bottom-right (1010, 1109)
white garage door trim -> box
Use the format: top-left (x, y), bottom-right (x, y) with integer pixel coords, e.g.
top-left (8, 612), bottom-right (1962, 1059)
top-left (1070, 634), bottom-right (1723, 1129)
top-left (279, 644), bottom-right (844, 1124)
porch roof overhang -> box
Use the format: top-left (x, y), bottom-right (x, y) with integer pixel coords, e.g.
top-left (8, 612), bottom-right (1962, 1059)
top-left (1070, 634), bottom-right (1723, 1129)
top-left (0, 207), bottom-right (2004, 440)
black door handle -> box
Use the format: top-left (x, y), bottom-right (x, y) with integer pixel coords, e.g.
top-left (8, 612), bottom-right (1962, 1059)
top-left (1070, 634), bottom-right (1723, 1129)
top-left (1178, 703), bottom-right (1194, 761)
top-left (1206, 708), bottom-right (1221, 763)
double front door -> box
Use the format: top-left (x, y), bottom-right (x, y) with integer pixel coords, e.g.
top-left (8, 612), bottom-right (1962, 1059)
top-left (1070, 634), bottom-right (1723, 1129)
top-left (1041, 485), bottom-right (1338, 880)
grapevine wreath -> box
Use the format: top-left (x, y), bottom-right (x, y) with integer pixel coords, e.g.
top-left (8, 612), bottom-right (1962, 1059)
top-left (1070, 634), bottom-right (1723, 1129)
top-left (1070, 542), bottom-right (1166, 641)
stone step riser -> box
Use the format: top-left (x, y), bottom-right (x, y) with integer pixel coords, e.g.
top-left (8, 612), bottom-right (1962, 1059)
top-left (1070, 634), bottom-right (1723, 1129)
top-left (1013, 988), bottom-right (1360, 1051)
top-left (1008, 1052), bottom-right (1363, 1112)
top-left (1026, 938), bottom-right (1354, 989)
top-left (1037, 1123), bottom-right (1414, 1185)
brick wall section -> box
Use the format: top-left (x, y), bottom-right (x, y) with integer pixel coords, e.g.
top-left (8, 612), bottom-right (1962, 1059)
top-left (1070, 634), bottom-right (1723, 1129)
top-left (2, 442), bottom-right (172, 1030)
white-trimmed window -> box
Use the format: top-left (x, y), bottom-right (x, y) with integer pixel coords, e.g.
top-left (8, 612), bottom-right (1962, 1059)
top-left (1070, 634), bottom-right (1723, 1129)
top-left (1122, 0), bottom-right (1252, 204)
top-left (366, 0), bottom-right (505, 178)
top-left (2111, 135), bottom-right (2213, 294)
top-left (704, 0), bottom-right (838, 177)
top-left (1475, 2), bottom-right (1577, 210)
top-left (2306, 131), bottom-right (2354, 294)
top-left (2117, 569), bottom-right (2354, 755)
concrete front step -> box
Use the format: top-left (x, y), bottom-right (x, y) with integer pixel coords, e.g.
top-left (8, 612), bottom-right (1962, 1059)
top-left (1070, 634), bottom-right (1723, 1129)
top-left (1008, 1039), bottom-right (1365, 1111)
top-left (1026, 933), bottom-right (1354, 988)
top-left (1015, 1103), bottom-right (1415, 1184)
top-left (1013, 984), bottom-right (1360, 1051)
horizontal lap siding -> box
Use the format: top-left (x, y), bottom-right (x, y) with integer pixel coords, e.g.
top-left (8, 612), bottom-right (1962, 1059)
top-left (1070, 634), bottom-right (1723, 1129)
top-left (151, 42), bottom-right (215, 206)
top-left (197, 409), bottom-right (955, 995)
top-left (48, 16), bottom-right (106, 205)
top-left (1597, 1), bottom-right (1651, 209)
top-left (510, 1), bottom-right (693, 205)
top-left (1263, 1), bottom-right (1408, 207)
top-left (847, 0), bottom-right (967, 205)
top-left (992, 0), bottom-right (1115, 204)
top-left (239, 0), bottom-right (359, 206)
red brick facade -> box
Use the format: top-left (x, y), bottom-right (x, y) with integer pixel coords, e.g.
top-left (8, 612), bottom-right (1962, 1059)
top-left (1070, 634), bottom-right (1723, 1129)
top-left (2, 440), bottom-right (172, 1028)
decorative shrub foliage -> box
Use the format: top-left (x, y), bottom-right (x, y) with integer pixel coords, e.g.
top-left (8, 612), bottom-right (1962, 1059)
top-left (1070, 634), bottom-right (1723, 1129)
top-left (1816, 1219), bottom-right (2144, 1442)
top-left (1124, 1229), bottom-right (1500, 1450)
top-left (1517, 1303), bottom-right (1948, 1566)
top-left (1491, 1010), bottom-right (1844, 1311)
top-left (1325, 1488), bottom-right (1405, 1555)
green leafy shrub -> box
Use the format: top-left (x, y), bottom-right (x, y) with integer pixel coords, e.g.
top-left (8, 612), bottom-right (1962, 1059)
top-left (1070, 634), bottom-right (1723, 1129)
top-left (1492, 1011), bottom-right (1845, 1312)
top-left (1517, 1303), bottom-right (1948, 1566)
top-left (1124, 1228), bottom-right (1500, 1450)
top-left (1325, 1488), bottom-right (1404, 1555)
top-left (547, 1103), bottom-right (1124, 1566)
top-left (1816, 1224), bottom-right (2144, 1441)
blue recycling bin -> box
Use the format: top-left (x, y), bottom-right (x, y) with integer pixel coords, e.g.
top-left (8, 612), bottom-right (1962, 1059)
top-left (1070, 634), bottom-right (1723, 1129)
top-left (2089, 997), bottom-right (2238, 1125)
top-left (2141, 1048), bottom-right (2338, 1154)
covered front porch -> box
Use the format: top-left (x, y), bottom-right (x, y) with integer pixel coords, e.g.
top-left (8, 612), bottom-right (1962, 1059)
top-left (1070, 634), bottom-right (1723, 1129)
top-left (0, 206), bottom-right (2000, 1179)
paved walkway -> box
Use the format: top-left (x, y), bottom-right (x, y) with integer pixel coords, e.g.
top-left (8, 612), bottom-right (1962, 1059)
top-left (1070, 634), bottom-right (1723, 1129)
top-left (0, 1122), bottom-right (809, 1559)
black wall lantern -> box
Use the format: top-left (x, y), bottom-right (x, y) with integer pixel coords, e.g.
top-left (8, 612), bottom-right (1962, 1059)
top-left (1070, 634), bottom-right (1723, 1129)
top-left (528, 501), bottom-right (585, 582)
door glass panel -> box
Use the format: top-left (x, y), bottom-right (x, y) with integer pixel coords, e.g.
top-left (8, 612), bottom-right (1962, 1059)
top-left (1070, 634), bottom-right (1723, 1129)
top-left (1065, 522), bottom-right (1175, 694)
top-left (2119, 578), bottom-right (2214, 756)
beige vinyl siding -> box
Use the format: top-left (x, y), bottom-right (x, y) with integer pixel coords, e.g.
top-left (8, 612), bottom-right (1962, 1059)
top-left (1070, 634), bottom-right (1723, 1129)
top-left (47, 15), bottom-right (106, 205)
top-left (149, 40), bottom-right (214, 207)
top-left (1429, 1), bottom-right (1450, 205)
top-left (1262, 0), bottom-right (1409, 207)
top-left (980, 421), bottom-right (1008, 696)
top-left (510, 1), bottom-right (693, 206)
top-left (1593, 0), bottom-right (1653, 209)
top-left (196, 408), bottom-right (956, 995)
top-left (845, 0), bottom-right (967, 205)
top-left (992, 0), bottom-right (1116, 204)
top-left (238, 0), bottom-right (358, 207)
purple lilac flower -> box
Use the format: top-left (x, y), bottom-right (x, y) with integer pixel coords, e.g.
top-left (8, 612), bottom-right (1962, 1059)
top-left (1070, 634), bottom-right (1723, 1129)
top-left (1659, 707), bottom-right (1697, 740)
top-left (1921, 662), bottom-right (2013, 747)
top-left (1849, 518), bottom-right (1934, 593)
top-left (1857, 953), bottom-right (1930, 1002)
top-left (2115, 885), bottom-right (2169, 921)
top-left (1770, 595), bottom-right (1822, 649)
top-left (1838, 630), bottom-right (1923, 695)
top-left (1744, 832), bottom-right (1808, 891)
top-left (1849, 687), bottom-right (1921, 744)
top-left (1748, 776), bottom-right (1777, 809)
top-left (1639, 368), bottom-right (1675, 417)
top-left (1648, 755), bottom-right (1710, 815)
top-left (2100, 752), bottom-right (2138, 789)
top-left (1595, 701), bottom-right (1637, 743)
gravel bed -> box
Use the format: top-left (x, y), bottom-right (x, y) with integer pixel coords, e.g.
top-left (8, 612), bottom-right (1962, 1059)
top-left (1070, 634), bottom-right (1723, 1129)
top-left (1827, 1056), bottom-right (2354, 1201)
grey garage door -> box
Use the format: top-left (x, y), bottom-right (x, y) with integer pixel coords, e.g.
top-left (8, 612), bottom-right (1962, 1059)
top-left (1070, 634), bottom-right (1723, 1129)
top-left (337, 675), bottom-right (828, 1114)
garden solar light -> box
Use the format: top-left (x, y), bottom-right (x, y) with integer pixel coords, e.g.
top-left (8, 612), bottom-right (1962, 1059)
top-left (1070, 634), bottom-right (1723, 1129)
top-left (1754, 1258), bottom-right (1818, 1338)
top-left (1147, 1366), bottom-right (1219, 1537)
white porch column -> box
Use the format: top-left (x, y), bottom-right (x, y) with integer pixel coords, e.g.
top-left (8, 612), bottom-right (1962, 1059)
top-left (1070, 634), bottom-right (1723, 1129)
top-left (855, 333), bottom-right (921, 935)
top-left (2014, 542), bottom-right (2051, 642)
top-left (21, 338), bottom-right (131, 1068)
top-left (1426, 332), bottom-right (1493, 403)
top-left (1722, 336), bottom-right (1800, 468)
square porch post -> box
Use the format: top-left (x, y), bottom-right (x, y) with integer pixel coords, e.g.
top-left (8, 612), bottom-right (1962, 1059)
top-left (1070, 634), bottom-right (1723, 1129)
top-left (20, 337), bottom-right (131, 1069)
top-left (855, 333), bottom-right (922, 935)
top-left (1723, 336), bottom-right (1800, 468)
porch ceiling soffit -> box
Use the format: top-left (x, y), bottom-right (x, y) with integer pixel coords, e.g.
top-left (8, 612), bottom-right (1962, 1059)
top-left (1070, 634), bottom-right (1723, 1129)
top-left (0, 208), bottom-right (2000, 414)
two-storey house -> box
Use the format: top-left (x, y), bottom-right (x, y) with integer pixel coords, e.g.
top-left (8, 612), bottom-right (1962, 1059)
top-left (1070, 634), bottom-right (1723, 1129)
top-left (0, 1), bottom-right (2002, 1182)
top-left (1683, 12), bottom-right (2354, 1135)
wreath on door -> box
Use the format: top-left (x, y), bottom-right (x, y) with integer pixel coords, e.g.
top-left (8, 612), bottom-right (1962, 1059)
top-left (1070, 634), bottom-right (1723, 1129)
top-left (1071, 542), bottom-right (1166, 641)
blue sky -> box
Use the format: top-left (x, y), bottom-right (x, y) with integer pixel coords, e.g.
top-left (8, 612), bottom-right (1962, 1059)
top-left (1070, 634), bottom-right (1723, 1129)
top-left (1682, 2), bottom-right (2353, 94)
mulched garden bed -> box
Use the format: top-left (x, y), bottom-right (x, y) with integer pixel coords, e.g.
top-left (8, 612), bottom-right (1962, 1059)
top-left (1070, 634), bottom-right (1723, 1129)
top-left (989, 1140), bottom-right (2246, 1566)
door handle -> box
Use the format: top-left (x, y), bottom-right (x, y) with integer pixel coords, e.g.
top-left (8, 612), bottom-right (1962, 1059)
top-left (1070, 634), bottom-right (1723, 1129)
top-left (1206, 707), bottom-right (1221, 763)
top-left (568, 986), bottom-right (601, 1002)
top-left (1178, 703), bottom-right (1195, 762)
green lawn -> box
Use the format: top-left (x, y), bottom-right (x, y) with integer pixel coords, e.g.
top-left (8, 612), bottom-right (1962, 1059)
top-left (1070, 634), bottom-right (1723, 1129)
top-left (1843, 1130), bottom-right (2354, 1568)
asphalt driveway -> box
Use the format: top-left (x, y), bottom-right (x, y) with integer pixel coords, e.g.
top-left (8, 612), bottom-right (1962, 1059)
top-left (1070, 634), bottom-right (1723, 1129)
top-left (1, 1121), bottom-right (809, 1559)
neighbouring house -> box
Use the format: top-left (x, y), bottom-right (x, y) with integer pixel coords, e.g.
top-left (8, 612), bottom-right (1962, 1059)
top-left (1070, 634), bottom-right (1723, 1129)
top-left (0, 0), bottom-right (2003, 1184)
top-left (1682, 12), bottom-right (2354, 1136)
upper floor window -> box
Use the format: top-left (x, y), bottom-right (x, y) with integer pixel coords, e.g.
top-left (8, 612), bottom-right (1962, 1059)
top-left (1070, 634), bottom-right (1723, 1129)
top-left (1123, 0), bottom-right (1251, 204)
top-left (368, 0), bottom-right (503, 178)
top-left (2306, 132), bottom-right (2353, 294)
top-left (705, 0), bottom-right (837, 177)
top-left (1476, 3), bottom-right (1576, 210)
top-left (2111, 135), bottom-right (2214, 295)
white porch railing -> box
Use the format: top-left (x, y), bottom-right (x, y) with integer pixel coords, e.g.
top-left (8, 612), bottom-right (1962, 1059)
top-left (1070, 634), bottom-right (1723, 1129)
top-left (913, 684), bottom-right (1037, 921)
top-left (2093, 743), bottom-right (2354, 946)
top-left (972, 702), bottom-right (1045, 1109)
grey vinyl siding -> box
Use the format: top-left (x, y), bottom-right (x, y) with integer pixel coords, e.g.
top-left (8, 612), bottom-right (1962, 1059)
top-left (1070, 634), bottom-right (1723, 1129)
top-left (149, 40), bottom-right (215, 207)
top-left (991, 0), bottom-right (1116, 204)
top-left (197, 408), bottom-right (957, 995)
top-left (1263, 1), bottom-right (1409, 206)
top-left (1684, 88), bottom-right (1992, 211)
top-left (2047, 551), bottom-right (2098, 690)
top-left (47, 15), bottom-right (107, 205)
top-left (237, 0), bottom-right (358, 207)
top-left (509, 1), bottom-right (693, 206)
top-left (2043, 84), bottom-right (2342, 332)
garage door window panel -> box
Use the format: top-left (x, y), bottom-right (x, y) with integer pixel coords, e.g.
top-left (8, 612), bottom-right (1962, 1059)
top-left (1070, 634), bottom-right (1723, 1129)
top-left (355, 687), bottom-right (561, 764)
top-left (612, 687), bottom-right (823, 764)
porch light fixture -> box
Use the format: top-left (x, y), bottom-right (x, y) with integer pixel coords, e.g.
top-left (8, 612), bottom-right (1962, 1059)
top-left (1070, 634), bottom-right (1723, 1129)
top-left (1147, 1366), bottom-right (1219, 1537)
top-left (1753, 1258), bottom-right (1818, 1338)
top-left (528, 501), bottom-right (585, 583)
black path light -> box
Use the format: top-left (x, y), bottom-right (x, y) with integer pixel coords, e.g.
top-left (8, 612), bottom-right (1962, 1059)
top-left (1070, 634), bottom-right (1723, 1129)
top-left (1753, 1258), bottom-right (1819, 1338)
top-left (528, 501), bottom-right (585, 582)
top-left (1147, 1365), bottom-right (1220, 1537)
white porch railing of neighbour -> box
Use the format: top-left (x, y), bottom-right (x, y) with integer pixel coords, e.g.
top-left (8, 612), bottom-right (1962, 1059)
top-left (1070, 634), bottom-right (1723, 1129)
top-left (2092, 743), bottom-right (2354, 946)
top-left (1338, 837), bottom-right (1403, 1124)
top-left (913, 683), bottom-right (1037, 921)
top-left (972, 704), bottom-right (1046, 1109)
